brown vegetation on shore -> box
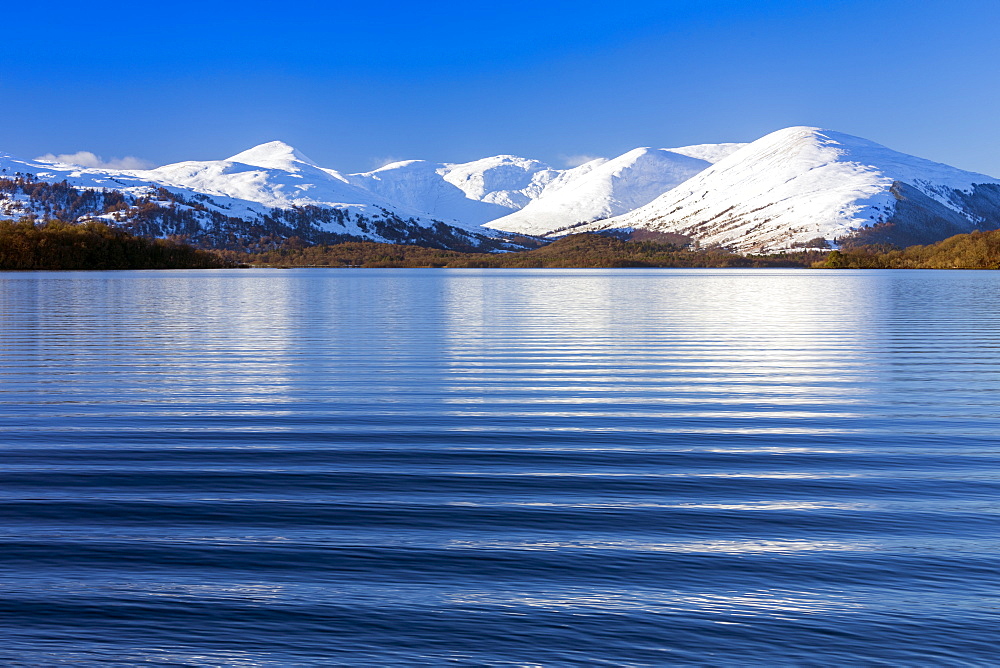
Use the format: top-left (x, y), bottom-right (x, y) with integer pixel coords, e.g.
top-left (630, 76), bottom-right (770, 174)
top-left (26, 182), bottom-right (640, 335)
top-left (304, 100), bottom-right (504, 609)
top-left (816, 229), bottom-right (1000, 269)
top-left (225, 233), bottom-right (827, 268)
top-left (4, 219), bottom-right (1000, 271)
top-left (0, 220), bottom-right (233, 270)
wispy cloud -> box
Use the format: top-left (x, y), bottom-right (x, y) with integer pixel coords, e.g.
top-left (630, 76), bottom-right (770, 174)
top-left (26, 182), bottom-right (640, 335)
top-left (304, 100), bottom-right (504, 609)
top-left (35, 151), bottom-right (153, 170)
top-left (561, 154), bottom-right (603, 168)
top-left (370, 156), bottom-right (412, 170)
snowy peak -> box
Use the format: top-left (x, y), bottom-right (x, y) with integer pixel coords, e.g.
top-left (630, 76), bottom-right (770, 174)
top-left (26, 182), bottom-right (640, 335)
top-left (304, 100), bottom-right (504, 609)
top-left (227, 141), bottom-right (319, 171)
top-left (344, 154), bottom-right (568, 226)
top-left (602, 146), bottom-right (708, 179)
top-left (440, 155), bottom-right (559, 208)
top-left (576, 126), bottom-right (1000, 251)
top-left (368, 159), bottom-right (429, 173)
top-left (707, 126), bottom-right (995, 188)
top-left (345, 159), bottom-right (515, 226)
top-left (484, 147), bottom-right (711, 236)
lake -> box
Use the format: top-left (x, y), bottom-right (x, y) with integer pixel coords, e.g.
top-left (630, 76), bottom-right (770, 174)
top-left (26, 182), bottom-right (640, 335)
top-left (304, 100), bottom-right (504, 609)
top-left (1, 268), bottom-right (999, 665)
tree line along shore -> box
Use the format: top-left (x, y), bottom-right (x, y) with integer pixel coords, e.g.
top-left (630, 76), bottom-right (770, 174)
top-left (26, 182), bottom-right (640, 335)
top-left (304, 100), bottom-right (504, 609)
top-left (1, 219), bottom-right (1000, 270)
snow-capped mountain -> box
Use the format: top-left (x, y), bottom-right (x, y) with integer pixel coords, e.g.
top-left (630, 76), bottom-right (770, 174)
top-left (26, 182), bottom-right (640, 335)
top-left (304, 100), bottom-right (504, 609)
top-left (438, 155), bottom-right (561, 208)
top-left (0, 142), bottom-right (590, 249)
top-left (147, 142), bottom-right (400, 214)
top-left (483, 147), bottom-right (714, 236)
top-left (142, 141), bottom-right (484, 232)
top-left (3, 129), bottom-right (998, 253)
top-left (0, 138), bottom-right (742, 249)
top-left (0, 152), bottom-right (147, 190)
top-left (345, 156), bottom-right (555, 226)
top-left (571, 127), bottom-right (1000, 251)
top-left (0, 142), bottom-right (512, 250)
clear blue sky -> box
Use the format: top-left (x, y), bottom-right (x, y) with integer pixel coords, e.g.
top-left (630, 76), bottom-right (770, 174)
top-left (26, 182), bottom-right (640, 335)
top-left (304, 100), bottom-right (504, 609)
top-left (3, 0), bottom-right (998, 175)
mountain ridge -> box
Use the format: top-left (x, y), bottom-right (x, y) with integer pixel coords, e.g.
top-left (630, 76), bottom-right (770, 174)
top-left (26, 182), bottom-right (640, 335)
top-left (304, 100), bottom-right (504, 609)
top-left (3, 128), bottom-right (998, 253)
top-left (483, 147), bottom-right (713, 236)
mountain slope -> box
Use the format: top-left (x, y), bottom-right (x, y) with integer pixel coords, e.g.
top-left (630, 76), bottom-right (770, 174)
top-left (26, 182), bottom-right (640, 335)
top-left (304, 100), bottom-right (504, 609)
top-left (484, 147), bottom-right (712, 236)
top-left (346, 159), bottom-right (520, 226)
top-left (438, 155), bottom-right (560, 208)
top-left (573, 127), bottom-right (1000, 252)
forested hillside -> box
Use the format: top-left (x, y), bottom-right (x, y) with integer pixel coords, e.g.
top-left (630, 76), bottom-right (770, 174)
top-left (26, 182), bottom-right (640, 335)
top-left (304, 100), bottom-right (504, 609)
top-left (5, 217), bottom-right (1000, 271)
top-left (0, 220), bottom-right (232, 269)
top-left (819, 229), bottom-right (1000, 269)
top-left (226, 233), bottom-right (826, 268)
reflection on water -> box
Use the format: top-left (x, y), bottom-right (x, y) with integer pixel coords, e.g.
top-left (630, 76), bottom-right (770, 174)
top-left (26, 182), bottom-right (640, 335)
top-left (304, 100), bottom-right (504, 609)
top-left (440, 271), bottom-right (881, 443)
top-left (446, 538), bottom-right (874, 553)
top-left (1, 268), bottom-right (1000, 665)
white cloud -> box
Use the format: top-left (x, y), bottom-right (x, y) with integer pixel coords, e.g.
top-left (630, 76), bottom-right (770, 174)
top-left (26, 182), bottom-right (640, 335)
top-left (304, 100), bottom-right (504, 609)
top-left (35, 151), bottom-right (153, 170)
top-left (370, 156), bottom-right (409, 169)
top-left (561, 154), bottom-right (603, 168)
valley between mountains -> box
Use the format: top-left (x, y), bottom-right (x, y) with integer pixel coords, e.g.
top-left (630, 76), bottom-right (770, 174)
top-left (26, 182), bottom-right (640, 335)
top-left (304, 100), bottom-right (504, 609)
top-left (2, 127), bottom-right (998, 253)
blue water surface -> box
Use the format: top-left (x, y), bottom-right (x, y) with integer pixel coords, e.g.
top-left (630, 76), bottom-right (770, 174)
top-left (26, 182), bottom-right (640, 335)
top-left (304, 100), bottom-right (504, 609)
top-left (1, 268), bottom-right (999, 666)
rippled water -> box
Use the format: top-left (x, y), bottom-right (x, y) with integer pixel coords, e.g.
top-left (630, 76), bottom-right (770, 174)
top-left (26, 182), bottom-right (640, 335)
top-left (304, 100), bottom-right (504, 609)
top-left (2, 268), bottom-right (999, 666)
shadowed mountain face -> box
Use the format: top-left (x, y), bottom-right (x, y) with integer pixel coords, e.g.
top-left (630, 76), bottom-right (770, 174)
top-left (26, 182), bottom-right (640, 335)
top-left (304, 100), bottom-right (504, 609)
top-left (955, 183), bottom-right (1000, 228)
top-left (839, 183), bottom-right (1000, 249)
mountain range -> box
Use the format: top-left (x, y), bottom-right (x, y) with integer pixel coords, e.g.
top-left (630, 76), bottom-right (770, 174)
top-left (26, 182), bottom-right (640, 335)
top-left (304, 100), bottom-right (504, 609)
top-left (1, 127), bottom-right (998, 252)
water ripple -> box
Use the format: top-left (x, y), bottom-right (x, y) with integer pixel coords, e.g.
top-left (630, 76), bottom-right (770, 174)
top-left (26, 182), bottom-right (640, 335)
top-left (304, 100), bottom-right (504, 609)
top-left (1, 268), bottom-right (999, 665)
